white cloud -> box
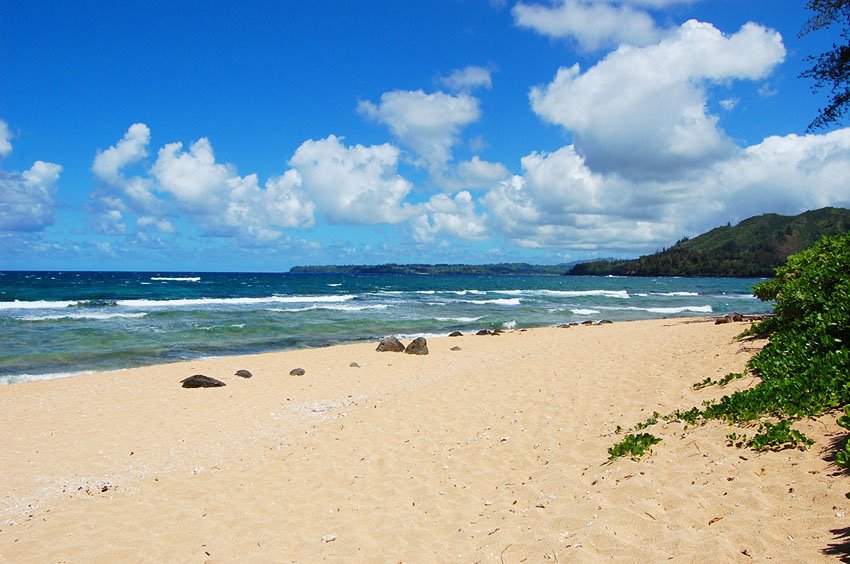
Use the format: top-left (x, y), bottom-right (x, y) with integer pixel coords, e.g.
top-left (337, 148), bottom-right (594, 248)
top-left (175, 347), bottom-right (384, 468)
top-left (454, 156), bottom-right (511, 189)
top-left (92, 123), bottom-right (160, 215)
top-left (289, 135), bottom-right (415, 224)
top-left (0, 120), bottom-right (12, 157)
top-left (0, 161), bottom-right (62, 232)
top-left (530, 20), bottom-right (785, 179)
top-left (137, 216), bottom-right (176, 233)
top-left (93, 123), bottom-right (149, 185)
top-left (90, 124), bottom-right (315, 242)
top-left (151, 136), bottom-right (316, 239)
top-left (720, 97), bottom-right (739, 111)
top-left (480, 129), bottom-right (850, 252)
top-left (358, 90), bottom-right (481, 175)
top-left (513, 0), bottom-right (661, 51)
top-left (437, 66), bottom-right (493, 92)
top-left (412, 191), bottom-right (488, 242)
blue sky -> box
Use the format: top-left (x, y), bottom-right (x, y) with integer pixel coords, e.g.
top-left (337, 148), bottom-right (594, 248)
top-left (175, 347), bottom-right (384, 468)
top-left (1, 0), bottom-right (848, 271)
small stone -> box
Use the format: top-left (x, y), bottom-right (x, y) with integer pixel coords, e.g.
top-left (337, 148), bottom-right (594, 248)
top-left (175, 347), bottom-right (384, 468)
top-left (290, 368), bottom-right (306, 376)
top-left (376, 336), bottom-right (405, 352)
top-left (599, 319), bottom-right (613, 324)
top-left (321, 534), bottom-right (337, 543)
top-left (404, 337), bottom-right (429, 355)
top-left (180, 375), bottom-right (226, 388)
top-left (235, 369), bottom-right (252, 378)
top-left (476, 329), bottom-right (492, 336)
top-left (448, 331), bottom-right (463, 337)
top-left (350, 362), bottom-right (361, 368)
top-left (450, 346), bottom-right (461, 351)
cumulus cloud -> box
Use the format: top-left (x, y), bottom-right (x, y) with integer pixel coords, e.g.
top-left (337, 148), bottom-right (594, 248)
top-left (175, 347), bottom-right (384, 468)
top-left (91, 123), bottom-right (161, 217)
top-left (0, 120), bottom-right (12, 157)
top-left (513, 0), bottom-right (661, 51)
top-left (150, 136), bottom-right (316, 239)
top-left (90, 124), bottom-right (316, 242)
top-left (454, 156), bottom-right (511, 189)
top-left (480, 129), bottom-right (850, 251)
top-left (530, 20), bottom-right (786, 179)
top-left (437, 66), bottom-right (493, 92)
top-left (289, 135), bottom-right (414, 224)
top-left (358, 90), bottom-right (481, 175)
top-left (412, 191), bottom-right (488, 243)
top-left (0, 161), bottom-right (62, 232)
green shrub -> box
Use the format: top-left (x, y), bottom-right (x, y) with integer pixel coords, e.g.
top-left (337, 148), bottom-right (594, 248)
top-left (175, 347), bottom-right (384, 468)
top-left (608, 433), bottom-right (662, 460)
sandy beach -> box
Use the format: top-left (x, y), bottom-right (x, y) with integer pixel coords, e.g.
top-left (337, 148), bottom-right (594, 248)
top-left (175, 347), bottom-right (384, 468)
top-left (0, 317), bottom-right (846, 562)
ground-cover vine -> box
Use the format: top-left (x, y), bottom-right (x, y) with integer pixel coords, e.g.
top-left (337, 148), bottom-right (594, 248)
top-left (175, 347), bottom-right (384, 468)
top-left (611, 231), bottom-right (850, 458)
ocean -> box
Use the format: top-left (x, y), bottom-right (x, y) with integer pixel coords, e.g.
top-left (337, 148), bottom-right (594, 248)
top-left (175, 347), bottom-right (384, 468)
top-left (0, 271), bottom-right (771, 384)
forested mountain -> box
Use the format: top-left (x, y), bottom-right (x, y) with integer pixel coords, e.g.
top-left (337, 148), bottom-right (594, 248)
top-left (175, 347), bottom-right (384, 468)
top-left (568, 207), bottom-right (850, 277)
top-left (289, 263), bottom-right (574, 275)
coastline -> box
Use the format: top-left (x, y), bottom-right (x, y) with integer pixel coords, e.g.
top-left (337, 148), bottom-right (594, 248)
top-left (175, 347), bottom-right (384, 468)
top-left (0, 318), bottom-right (845, 561)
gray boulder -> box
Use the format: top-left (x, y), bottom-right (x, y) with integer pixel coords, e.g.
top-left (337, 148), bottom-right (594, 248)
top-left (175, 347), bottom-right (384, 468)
top-left (448, 331), bottom-right (463, 337)
top-left (290, 368), bottom-right (306, 376)
top-left (181, 374), bottom-right (226, 388)
top-left (404, 337), bottom-right (429, 355)
top-left (235, 369), bottom-right (253, 378)
top-left (376, 335), bottom-right (405, 352)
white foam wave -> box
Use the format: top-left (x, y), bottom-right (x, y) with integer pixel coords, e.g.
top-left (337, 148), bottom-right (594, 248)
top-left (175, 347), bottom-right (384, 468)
top-left (494, 289), bottom-right (630, 299)
top-left (150, 276), bottom-right (201, 282)
top-left (503, 320), bottom-right (517, 329)
top-left (445, 290), bottom-right (486, 295)
top-left (269, 304), bottom-right (389, 313)
top-left (327, 283), bottom-right (342, 287)
top-left (0, 300), bottom-right (80, 310)
top-left (460, 298), bottom-right (521, 306)
top-left (20, 312), bottom-right (148, 321)
top-left (652, 292), bottom-right (699, 297)
top-left (435, 316), bottom-right (483, 323)
top-left (571, 309), bottom-right (600, 316)
top-left (0, 370), bottom-right (97, 385)
top-left (600, 305), bottom-right (713, 314)
top-left (116, 294), bottom-right (356, 308)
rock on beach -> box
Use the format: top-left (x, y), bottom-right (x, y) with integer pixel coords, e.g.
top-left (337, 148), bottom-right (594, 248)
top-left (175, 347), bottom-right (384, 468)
top-left (180, 375), bottom-right (226, 388)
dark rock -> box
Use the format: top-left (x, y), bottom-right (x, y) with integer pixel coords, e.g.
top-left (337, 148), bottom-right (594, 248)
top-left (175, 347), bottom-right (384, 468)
top-left (235, 369), bottom-right (253, 378)
top-left (350, 362), bottom-right (361, 368)
top-left (290, 368), bottom-right (306, 376)
top-left (581, 320), bottom-right (595, 325)
top-left (404, 337), bottom-right (429, 355)
top-left (476, 329), bottom-right (492, 336)
top-left (715, 316), bottom-right (730, 324)
top-left (558, 324), bottom-right (571, 328)
top-left (450, 346), bottom-right (462, 351)
top-left (181, 374), bottom-right (226, 388)
top-left (448, 331), bottom-right (463, 337)
top-left (376, 335), bottom-right (405, 352)
top-left (731, 313), bottom-right (744, 322)
top-left (492, 329), bottom-right (503, 335)
top-left (599, 319), bottom-right (613, 324)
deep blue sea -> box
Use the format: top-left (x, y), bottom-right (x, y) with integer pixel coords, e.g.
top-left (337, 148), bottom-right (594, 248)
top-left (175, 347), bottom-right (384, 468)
top-left (0, 271), bottom-right (772, 384)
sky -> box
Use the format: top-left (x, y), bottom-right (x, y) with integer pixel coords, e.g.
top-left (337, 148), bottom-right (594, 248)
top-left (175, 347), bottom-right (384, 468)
top-left (1, 0), bottom-right (849, 271)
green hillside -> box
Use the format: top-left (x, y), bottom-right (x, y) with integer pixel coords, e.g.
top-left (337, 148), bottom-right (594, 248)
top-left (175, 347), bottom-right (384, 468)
top-left (568, 207), bottom-right (850, 277)
top-left (289, 262), bottom-right (573, 275)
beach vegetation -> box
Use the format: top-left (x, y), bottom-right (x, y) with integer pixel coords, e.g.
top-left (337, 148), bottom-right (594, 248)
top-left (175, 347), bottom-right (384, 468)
top-left (800, 0), bottom-right (850, 131)
top-left (608, 433), bottom-right (662, 460)
top-left (612, 231), bottom-right (850, 457)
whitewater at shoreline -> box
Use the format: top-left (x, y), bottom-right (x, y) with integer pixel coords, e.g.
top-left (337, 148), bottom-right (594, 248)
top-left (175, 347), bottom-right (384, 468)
top-left (0, 318), bottom-right (845, 561)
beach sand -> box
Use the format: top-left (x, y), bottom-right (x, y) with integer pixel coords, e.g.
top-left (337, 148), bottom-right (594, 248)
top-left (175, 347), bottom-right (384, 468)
top-left (0, 318), bottom-right (846, 562)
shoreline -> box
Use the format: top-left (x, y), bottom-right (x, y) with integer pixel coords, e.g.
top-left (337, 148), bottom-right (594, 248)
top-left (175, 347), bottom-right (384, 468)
top-left (1, 318), bottom-right (845, 560)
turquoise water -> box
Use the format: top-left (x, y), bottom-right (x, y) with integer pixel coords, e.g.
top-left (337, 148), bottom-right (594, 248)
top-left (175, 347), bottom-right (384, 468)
top-left (0, 271), bottom-right (771, 384)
